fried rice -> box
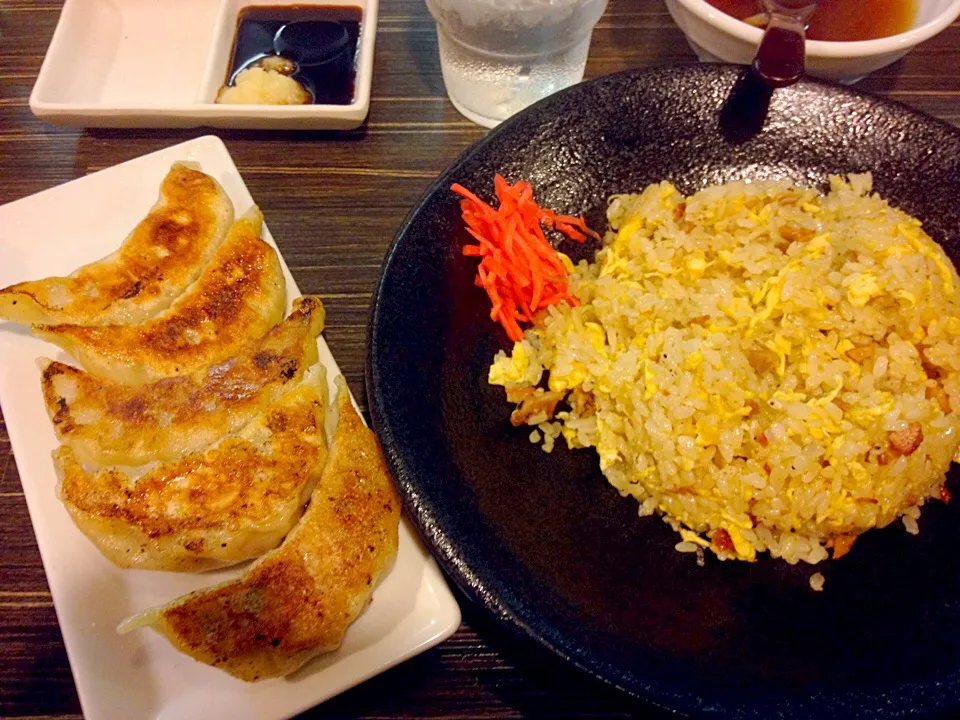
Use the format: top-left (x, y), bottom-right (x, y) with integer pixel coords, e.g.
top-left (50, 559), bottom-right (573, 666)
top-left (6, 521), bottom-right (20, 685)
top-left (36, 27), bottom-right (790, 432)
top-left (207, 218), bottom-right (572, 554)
top-left (489, 174), bottom-right (960, 567)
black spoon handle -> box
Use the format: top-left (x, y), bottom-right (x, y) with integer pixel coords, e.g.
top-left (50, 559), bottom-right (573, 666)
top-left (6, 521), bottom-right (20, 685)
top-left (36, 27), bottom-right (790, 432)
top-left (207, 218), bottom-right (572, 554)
top-left (752, 0), bottom-right (819, 88)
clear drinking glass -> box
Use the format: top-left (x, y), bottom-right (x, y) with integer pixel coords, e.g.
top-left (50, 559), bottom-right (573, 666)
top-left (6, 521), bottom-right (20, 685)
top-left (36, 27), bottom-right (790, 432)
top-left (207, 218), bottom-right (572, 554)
top-left (425, 0), bottom-right (609, 128)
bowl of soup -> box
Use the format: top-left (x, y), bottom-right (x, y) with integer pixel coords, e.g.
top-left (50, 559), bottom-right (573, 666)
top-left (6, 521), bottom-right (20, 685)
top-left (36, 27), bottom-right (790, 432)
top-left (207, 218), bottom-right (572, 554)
top-left (665, 0), bottom-right (960, 83)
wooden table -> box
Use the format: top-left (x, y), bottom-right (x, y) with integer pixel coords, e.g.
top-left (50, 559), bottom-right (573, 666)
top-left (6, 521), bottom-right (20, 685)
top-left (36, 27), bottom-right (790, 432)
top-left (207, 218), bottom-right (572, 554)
top-left (1, 1), bottom-right (958, 718)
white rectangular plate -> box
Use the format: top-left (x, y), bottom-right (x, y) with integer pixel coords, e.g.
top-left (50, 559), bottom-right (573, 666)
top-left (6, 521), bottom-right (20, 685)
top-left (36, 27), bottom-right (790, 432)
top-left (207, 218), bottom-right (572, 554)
top-left (29, 0), bottom-right (378, 129)
top-left (0, 136), bottom-right (460, 720)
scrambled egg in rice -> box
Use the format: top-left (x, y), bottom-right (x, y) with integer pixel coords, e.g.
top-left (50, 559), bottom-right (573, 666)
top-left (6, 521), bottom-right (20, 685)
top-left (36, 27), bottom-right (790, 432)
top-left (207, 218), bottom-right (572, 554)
top-left (489, 175), bottom-right (960, 568)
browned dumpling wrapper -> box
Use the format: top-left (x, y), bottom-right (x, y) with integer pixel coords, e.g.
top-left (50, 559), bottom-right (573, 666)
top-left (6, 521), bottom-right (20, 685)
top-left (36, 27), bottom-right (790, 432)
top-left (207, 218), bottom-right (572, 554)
top-left (118, 378), bottom-right (402, 681)
top-left (40, 295), bottom-right (325, 467)
top-left (0, 163), bottom-right (234, 326)
top-left (55, 366), bottom-right (328, 572)
top-left (34, 208), bottom-right (286, 384)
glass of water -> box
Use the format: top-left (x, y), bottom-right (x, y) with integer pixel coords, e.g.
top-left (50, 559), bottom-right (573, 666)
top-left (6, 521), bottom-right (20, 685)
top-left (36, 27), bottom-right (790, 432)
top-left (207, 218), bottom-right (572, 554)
top-left (425, 0), bottom-right (609, 128)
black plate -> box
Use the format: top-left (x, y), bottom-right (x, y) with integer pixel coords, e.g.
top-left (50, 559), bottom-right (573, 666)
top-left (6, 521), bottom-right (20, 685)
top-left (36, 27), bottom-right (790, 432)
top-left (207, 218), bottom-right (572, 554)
top-left (367, 64), bottom-right (960, 719)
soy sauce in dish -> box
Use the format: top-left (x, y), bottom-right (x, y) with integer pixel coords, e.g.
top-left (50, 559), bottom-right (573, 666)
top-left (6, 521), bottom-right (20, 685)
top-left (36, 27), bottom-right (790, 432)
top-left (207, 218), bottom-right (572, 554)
top-left (706, 0), bottom-right (917, 41)
top-left (225, 5), bottom-right (362, 105)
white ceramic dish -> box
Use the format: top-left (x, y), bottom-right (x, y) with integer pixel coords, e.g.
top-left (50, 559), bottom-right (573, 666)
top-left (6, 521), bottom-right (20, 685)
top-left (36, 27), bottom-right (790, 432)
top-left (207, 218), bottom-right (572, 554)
top-left (0, 136), bottom-right (461, 720)
top-left (29, 0), bottom-right (378, 129)
top-left (665, 0), bottom-right (960, 83)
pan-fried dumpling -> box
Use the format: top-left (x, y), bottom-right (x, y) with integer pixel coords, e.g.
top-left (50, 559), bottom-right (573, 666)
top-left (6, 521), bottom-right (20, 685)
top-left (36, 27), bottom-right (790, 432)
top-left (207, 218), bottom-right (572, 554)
top-left (118, 378), bottom-right (401, 680)
top-left (40, 295), bottom-right (325, 467)
top-left (55, 366), bottom-right (328, 573)
top-left (34, 208), bottom-right (286, 384)
top-left (0, 163), bottom-right (234, 326)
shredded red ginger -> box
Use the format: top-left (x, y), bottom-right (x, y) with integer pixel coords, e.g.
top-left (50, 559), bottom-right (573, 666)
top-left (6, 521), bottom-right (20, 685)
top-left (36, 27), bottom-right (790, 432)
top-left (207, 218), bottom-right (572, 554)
top-left (452, 175), bottom-right (600, 342)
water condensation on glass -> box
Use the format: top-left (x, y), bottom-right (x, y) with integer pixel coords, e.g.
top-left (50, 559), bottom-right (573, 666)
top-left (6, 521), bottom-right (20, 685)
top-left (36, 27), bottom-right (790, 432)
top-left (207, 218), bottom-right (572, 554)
top-left (426, 0), bottom-right (608, 127)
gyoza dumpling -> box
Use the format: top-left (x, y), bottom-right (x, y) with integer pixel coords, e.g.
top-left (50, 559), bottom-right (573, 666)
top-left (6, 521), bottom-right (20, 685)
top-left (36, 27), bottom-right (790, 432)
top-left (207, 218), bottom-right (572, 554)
top-left (0, 163), bottom-right (234, 326)
top-left (34, 208), bottom-right (286, 384)
top-left (118, 378), bottom-right (401, 680)
top-left (55, 366), bottom-right (328, 572)
top-left (40, 295), bottom-right (325, 467)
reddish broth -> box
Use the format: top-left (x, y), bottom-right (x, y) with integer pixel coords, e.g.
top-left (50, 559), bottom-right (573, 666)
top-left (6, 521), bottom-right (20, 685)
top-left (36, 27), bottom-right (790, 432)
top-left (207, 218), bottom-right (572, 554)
top-left (705, 0), bottom-right (917, 41)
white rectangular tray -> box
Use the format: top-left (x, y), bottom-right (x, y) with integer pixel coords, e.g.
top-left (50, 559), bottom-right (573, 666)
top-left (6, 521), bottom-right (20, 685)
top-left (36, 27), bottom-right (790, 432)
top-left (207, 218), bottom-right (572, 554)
top-left (29, 0), bottom-right (378, 129)
top-left (0, 136), bottom-right (460, 720)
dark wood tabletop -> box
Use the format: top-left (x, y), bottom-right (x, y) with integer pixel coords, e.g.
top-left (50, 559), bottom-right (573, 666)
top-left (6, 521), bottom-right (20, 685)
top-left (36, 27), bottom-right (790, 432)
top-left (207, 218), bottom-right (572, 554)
top-left (1, 1), bottom-right (959, 718)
